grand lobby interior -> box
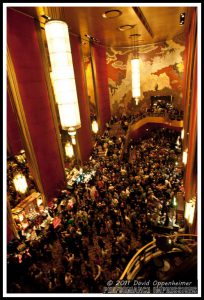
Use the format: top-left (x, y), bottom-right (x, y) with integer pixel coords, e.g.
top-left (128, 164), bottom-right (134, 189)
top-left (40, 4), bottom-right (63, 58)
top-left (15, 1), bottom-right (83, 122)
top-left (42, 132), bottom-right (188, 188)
top-left (4, 4), bottom-right (200, 296)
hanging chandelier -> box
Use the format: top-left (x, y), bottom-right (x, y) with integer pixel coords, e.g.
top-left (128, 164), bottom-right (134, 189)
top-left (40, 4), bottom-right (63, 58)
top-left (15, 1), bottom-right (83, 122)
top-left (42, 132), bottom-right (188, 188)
top-left (45, 20), bottom-right (81, 141)
top-left (131, 33), bottom-right (141, 105)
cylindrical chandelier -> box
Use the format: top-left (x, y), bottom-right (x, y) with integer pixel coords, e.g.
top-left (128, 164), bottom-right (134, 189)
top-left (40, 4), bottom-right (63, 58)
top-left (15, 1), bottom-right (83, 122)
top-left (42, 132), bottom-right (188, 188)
top-left (131, 58), bottom-right (141, 103)
top-left (45, 20), bottom-right (81, 139)
top-left (13, 173), bottom-right (28, 194)
top-left (131, 32), bottom-right (141, 105)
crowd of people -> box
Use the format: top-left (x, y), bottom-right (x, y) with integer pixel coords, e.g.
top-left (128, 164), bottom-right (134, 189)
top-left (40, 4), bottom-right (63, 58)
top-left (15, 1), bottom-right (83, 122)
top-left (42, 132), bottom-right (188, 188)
top-left (146, 100), bottom-right (183, 121)
top-left (7, 113), bottom-right (185, 293)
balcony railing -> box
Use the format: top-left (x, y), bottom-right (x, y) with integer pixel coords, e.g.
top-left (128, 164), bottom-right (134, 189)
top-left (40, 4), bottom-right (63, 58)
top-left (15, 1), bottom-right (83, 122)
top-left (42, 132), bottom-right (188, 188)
top-left (119, 234), bottom-right (197, 281)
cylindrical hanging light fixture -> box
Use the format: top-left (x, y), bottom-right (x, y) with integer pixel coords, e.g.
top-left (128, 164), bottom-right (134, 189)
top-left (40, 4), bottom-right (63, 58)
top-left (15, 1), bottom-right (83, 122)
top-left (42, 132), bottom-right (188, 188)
top-left (13, 173), bottom-right (28, 194)
top-left (131, 32), bottom-right (141, 105)
top-left (131, 58), bottom-right (141, 101)
top-left (45, 20), bottom-right (81, 139)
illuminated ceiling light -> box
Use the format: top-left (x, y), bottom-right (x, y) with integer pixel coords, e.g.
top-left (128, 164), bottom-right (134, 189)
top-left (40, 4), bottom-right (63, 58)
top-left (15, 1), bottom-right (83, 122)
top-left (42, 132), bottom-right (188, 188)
top-left (65, 142), bottom-right (74, 158)
top-left (13, 173), bottom-right (28, 194)
top-left (102, 9), bottom-right (122, 19)
top-left (118, 24), bottom-right (135, 31)
top-left (92, 120), bottom-right (99, 134)
top-left (182, 149), bottom-right (188, 165)
top-left (179, 12), bottom-right (185, 26)
top-left (45, 20), bottom-right (81, 139)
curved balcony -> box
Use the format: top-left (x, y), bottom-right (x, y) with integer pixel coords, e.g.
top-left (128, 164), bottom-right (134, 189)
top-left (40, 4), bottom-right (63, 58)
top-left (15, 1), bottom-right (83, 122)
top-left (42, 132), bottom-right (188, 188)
top-left (120, 111), bottom-right (183, 158)
top-left (119, 234), bottom-right (197, 281)
top-left (127, 111), bottom-right (183, 139)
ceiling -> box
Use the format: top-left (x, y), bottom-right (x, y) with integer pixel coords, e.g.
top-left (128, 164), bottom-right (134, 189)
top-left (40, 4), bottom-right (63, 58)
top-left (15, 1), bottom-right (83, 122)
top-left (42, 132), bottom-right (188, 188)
top-left (8, 5), bottom-right (193, 52)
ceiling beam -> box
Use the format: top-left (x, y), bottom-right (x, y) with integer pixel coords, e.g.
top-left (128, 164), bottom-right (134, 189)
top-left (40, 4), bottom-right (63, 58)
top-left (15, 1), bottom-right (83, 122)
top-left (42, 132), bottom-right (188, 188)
top-left (132, 7), bottom-right (154, 38)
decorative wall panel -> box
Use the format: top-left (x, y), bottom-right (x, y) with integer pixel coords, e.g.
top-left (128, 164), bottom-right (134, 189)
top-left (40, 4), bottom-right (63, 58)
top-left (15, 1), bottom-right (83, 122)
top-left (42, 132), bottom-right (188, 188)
top-left (107, 38), bottom-right (185, 116)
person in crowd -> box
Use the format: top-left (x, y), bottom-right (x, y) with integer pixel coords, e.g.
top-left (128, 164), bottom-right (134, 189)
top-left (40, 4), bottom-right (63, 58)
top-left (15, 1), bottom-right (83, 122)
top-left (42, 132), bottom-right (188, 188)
top-left (7, 113), bottom-right (184, 293)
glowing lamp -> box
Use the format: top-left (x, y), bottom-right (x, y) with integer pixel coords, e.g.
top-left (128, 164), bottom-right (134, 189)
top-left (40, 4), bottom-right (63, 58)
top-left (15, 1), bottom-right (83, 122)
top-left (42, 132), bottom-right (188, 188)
top-left (13, 173), bottom-right (28, 194)
top-left (18, 214), bottom-right (24, 222)
top-left (185, 198), bottom-right (196, 224)
top-left (173, 197), bottom-right (177, 207)
top-left (65, 142), bottom-right (74, 158)
top-left (182, 149), bottom-right (188, 165)
top-left (131, 58), bottom-right (141, 104)
top-left (68, 129), bottom-right (76, 145)
top-left (45, 20), bottom-right (81, 136)
top-left (92, 120), bottom-right (99, 134)
top-left (181, 129), bottom-right (184, 139)
top-left (37, 197), bottom-right (43, 207)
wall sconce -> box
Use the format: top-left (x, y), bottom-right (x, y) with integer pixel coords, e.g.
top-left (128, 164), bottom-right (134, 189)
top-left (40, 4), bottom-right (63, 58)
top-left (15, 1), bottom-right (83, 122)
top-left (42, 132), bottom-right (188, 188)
top-left (185, 197), bottom-right (196, 224)
top-left (182, 149), bottom-right (188, 165)
top-left (45, 20), bottom-right (81, 141)
top-left (92, 120), bottom-right (99, 134)
top-left (181, 129), bottom-right (184, 140)
top-left (13, 173), bottom-right (28, 194)
top-left (65, 142), bottom-right (74, 158)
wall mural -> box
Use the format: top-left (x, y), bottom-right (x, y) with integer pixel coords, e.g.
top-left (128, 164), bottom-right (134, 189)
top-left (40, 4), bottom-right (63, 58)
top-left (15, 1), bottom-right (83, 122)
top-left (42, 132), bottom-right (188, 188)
top-left (106, 38), bottom-right (185, 116)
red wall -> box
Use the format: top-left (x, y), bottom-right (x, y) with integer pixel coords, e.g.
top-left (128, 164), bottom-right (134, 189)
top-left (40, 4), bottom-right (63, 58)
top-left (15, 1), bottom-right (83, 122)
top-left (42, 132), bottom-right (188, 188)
top-left (7, 91), bottom-right (23, 155)
top-left (70, 35), bottom-right (93, 162)
top-left (92, 44), bottom-right (111, 131)
top-left (7, 8), bottom-right (65, 200)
